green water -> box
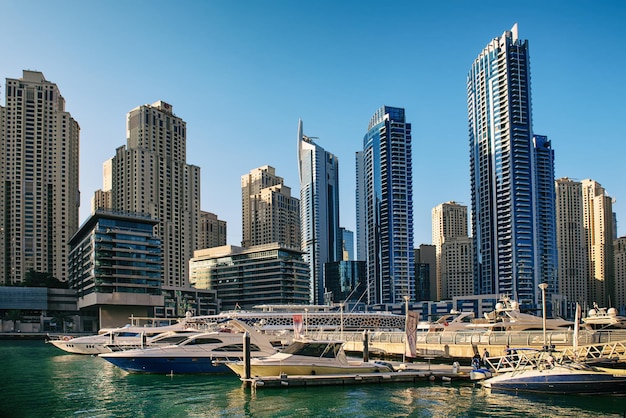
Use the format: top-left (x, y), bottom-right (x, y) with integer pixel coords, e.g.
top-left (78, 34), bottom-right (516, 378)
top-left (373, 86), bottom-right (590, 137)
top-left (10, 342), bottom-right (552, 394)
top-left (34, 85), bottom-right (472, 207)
top-left (1, 340), bottom-right (625, 417)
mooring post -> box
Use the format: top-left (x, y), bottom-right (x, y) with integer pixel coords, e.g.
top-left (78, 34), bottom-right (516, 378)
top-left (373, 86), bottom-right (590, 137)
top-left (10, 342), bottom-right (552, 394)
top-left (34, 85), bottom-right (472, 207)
top-left (243, 331), bottom-right (251, 386)
top-left (363, 330), bottom-right (369, 362)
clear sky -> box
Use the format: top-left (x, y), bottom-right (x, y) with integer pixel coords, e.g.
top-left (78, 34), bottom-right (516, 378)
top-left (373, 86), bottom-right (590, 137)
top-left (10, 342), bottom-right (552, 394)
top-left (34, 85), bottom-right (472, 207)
top-left (2, 0), bottom-right (625, 246)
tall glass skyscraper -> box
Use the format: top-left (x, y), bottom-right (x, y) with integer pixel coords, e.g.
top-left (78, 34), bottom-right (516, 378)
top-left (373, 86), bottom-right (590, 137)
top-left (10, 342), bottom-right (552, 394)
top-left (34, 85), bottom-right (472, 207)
top-left (468, 24), bottom-right (557, 310)
top-left (298, 119), bottom-right (341, 304)
top-left (356, 106), bottom-right (414, 304)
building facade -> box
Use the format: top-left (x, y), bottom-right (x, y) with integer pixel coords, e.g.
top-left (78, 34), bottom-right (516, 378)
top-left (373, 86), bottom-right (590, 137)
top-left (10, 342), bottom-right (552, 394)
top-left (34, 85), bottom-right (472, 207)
top-left (614, 236), bottom-right (626, 314)
top-left (432, 202), bottom-right (471, 300)
top-left (440, 237), bottom-right (474, 300)
top-left (555, 177), bottom-right (589, 309)
top-left (297, 119), bottom-right (342, 304)
top-left (581, 179), bottom-right (615, 306)
top-left (241, 166), bottom-right (300, 249)
top-left (67, 209), bottom-right (163, 328)
top-left (467, 24), bottom-right (557, 311)
top-left (340, 228), bottom-right (354, 261)
top-left (198, 211), bottom-right (227, 249)
top-left (324, 261), bottom-right (366, 303)
top-left (189, 243), bottom-right (309, 310)
top-left (356, 106), bottom-right (414, 304)
top-left (415, 245), bottom-right (436, 302)
top-left (0, 70), bottom-right (80, 284)
top-left (106, 101), bottom-right (201, 288)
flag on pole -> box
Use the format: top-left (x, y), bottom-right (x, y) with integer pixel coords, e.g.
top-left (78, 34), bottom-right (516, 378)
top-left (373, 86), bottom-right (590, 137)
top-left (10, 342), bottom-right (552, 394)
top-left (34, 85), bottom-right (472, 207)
top-left (406, 311), bottom-right (418, 358)
top-left (293, 314), bottom-right (303, 338)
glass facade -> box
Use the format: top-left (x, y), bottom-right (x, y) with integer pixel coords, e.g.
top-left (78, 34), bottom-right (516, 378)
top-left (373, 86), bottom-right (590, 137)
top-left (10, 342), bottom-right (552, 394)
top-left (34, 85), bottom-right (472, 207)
top-left (468, 25), bottom-right (557, 310)
top-left (357, 106), bottom-right (414, 304)
top-left (68, 210), bottom-right (162, 301)
top-left (298, 119), bottom-right (341, 304)
top-left (324, 261), bottom-right (366, 303)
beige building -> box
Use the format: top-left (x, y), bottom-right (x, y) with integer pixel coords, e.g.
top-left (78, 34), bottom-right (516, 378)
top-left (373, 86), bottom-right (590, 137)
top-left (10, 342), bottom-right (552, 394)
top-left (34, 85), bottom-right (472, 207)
top-left (441, 237), bottom-right (473, 299)
top-left (241, 166), bottom-right (300, 249)
top-left (0, 71), bottom-right (80, 284)
top-left (555, 177), bottom-right (589, 306)
top-left (581, 179), bottom-right (615, 307)
top-left (95, 101), bottom-right (201, 288)
top-left (432, 202), bottom-right (472, 300)
top-left (199, 211), bottom-right (227, 249)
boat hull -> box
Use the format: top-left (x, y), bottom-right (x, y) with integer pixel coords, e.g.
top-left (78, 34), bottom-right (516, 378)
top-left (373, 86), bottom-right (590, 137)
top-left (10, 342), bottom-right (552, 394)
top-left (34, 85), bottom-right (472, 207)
top-left (102, 356), bottom-right (233, 374)
top-left (482, 369), bottom-right (626, 394)
top-left (227, 362), bottom-right (390, 377)
top-left (47, 340), bottom-right (111, 355)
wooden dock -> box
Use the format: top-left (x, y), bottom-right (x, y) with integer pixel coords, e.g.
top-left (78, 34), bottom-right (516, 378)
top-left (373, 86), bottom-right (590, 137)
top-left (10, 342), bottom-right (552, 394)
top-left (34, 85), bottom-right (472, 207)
top-left (241, 363), bottom-right (474, 389)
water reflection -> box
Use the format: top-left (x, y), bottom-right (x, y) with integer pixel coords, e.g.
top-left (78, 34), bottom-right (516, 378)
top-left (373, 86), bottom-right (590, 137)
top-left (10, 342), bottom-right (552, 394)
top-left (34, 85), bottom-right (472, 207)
top-left (481, 387), bottom-right (626, 417)
top-left (2, 341), bottom-right (625, 417)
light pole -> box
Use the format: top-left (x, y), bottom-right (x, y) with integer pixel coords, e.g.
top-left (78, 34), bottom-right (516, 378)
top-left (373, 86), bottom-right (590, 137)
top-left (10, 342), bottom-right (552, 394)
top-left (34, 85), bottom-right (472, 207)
top-left (538, 283), bottom-right (548, 347)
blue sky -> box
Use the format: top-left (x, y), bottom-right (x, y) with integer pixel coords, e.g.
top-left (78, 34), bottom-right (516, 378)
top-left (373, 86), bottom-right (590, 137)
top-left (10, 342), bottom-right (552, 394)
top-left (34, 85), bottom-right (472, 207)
top-left (2, 1), bottom-right (625, 246)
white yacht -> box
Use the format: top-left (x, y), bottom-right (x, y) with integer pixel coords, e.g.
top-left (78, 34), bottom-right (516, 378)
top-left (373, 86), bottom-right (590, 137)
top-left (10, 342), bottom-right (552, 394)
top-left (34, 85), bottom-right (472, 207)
top-left (47, 322), bottom-right (197, 355)
top-left (582, 303), bottom-right (626, 330)
top-left (100, 319), bottom-right (276, 374)
top-left (225, 338), bottom-right (394, 377)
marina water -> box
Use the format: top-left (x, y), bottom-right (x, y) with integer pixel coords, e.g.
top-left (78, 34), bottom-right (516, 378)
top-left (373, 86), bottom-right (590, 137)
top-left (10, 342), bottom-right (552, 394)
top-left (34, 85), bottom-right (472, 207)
top-left (1, 340), bottom-right (625, 417)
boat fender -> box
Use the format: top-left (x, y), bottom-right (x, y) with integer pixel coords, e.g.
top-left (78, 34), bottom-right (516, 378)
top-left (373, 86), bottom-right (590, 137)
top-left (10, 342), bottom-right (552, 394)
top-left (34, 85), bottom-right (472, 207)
top-left (452, 361), bottom-right (460, 373)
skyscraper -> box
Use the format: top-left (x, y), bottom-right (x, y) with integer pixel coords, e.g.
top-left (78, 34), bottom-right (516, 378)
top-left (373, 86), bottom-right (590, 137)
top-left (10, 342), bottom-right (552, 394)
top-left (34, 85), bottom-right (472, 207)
top-left (555, 177), bottom-right (589, 307)
top-left (356, 106), bottom-right (414, 304)
top-left (0, 71), bottom-right (80, 284)
top-left (432, 202), bottom-right (472, 300)
top-left (614, 236), bottom-right (626, 312)
top-left (241, 165), bottom-right (300, 250)
top-left (467, 24), bottom-right (557, 310)
top-left (581, 179), bottom-right (615, 306)
top-left (108, 101), bottom-right (201, 288)
top-left (298, 119), bottom-right (341, 304)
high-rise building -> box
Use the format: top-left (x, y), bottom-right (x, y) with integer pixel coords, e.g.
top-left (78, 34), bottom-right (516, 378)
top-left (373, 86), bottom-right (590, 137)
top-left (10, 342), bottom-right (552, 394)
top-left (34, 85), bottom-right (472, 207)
top-left (581, 179), bottom-right (615, 306)
top-left (340, 228), bottom-right (354, 261)
top-left (324, 260), bottom-right (366, 303)
top-left (356, 106), bottom-right (414, 304)
top-left (0, 71), bottom-right (80, 284)
top-left (432, 202), bottom-right (471, 299)
top-left (109, 101), bottom-right (201, 288)
top-left (241, 166), bottom-right (300, 249)
top-left (298, 119), bottom-right (341, 304)
top-left (468, 24), bottom-right (557, 310)
top-left (555, 177), bottom-right (589, 308)
top-left (614, 236), bottom-right (626, 313)
top-left (198, 211), bottom-right (227, 249)
top-left (415, 245), bottom-right (436, 302)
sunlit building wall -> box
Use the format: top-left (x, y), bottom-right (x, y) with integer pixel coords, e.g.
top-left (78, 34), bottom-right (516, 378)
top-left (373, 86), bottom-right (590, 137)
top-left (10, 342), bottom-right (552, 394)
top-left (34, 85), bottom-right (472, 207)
top-left (0, 70), bottom-right (80, 284)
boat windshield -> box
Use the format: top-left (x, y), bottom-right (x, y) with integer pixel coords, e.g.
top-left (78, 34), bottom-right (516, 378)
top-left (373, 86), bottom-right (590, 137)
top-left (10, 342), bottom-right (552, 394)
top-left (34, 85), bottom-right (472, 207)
top-left (281, 341), bottom-right (341, 358)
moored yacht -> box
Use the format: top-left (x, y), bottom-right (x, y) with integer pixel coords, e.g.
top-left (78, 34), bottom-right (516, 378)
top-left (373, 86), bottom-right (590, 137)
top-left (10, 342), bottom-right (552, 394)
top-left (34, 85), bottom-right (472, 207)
top-left (582, 303), bottom-right (626, 330)
top-left (225, 338), bottom-right (394, 377)
top-left (480, 350), bottom-right (626, 394)
top-left (100, 319), bottom-right (277, 374)
top-left (46, 322), bottom-right (196, 355)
